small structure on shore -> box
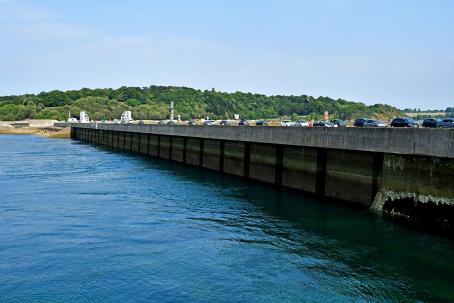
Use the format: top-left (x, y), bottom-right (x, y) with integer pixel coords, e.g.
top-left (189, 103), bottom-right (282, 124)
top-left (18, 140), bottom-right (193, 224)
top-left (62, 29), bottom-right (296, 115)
top-left (80, 111), bottom-right (89, 123)
top-left (120, 111), bottom-right (133, 124)
top-left (170, 101), bottom-right (175, 121)
top-left (67, 111), bottom-right (78, 123)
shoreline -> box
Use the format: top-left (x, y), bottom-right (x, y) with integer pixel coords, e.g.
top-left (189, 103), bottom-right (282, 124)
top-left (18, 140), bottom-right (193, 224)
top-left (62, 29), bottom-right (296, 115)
top-left (0, 127), bottom-right (71, 138)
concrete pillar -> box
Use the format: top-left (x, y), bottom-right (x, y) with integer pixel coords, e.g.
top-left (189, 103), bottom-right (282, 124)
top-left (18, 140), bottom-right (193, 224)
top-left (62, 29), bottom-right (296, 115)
top-left (282, 146), bottom-right (318, 193)
top-left (382, 154), bottom-right (453, 201)
top-left (107, 130), bottom-right (113, 148)
top-left (219, 140), bottom-right (225, 172)
top-left (131, 132), bottom-right (140, 153)
top-left (203, 139), bottom-right (221, 171)
top-left (377, 154), bottom-right (454, 231)
top-left (93, 129), bottom-right (96, 144)
top-left (171, 137), bottom-right (185, 162)
top-left (324, 149), bottom-right (376, 206)
top-left (316, 149), bottom-right (327, 196)
top-left (124, 132), bottom-right (132, 151)
top-left (183, 137), bottom-right (187, 164)
top-left (249, 143), bottom-right (277, 184)
top-left (99, 130), bottom-right (103, 145)
top-left (93, 129), bottom-right (97, 144)
top-left (118, 131), bottom-right (125, 150)
top-left (159, 135), bottom-right (171, 159)
top-left (223, 141), bottom-right (246, 177)
top-left (185, 138), bottom-right (202, 166)
top-left (111, 131), bottom-right (118, 149)
top-left (139, 133), bottom-right (148, 154)
top-left (148, 135), bottom-right (159, 156)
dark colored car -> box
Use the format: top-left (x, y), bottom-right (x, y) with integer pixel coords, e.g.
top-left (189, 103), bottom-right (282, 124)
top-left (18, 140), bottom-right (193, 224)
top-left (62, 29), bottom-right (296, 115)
top-left (331, 119), bottom-right (346, 127)
top-left (239, 119), bottom-right (249, 126)
top-left (441, 118), bottom-right (454, 128)
top-left (313, 120), bottom-right (334, 127)
top-left (422, 118), bottom-right (442, 128)
top-left (390, 117), bottom-right (418, 127)
top-left (220, 120), bottom-right (231, 126)
top-left (255, 120), bottom-right (268, 126)
top-left (354, 118), bottom-right (367, 127)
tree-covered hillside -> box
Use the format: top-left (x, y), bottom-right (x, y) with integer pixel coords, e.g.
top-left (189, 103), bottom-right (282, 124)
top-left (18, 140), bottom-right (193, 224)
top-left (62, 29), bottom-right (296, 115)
top-left (0, 85), bottom-right (402, 121)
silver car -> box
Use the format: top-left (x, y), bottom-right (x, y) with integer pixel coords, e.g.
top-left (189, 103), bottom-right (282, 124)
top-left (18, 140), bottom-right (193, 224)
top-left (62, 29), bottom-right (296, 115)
top-left (364, 119), bottom-right (387, 127)
top-left (280, 120), bottom-right (294, 127)
top-left (441, 118), bottom-right (454, 128)
top-left (203, 120), bottom-right (215, 126)
top-left (294, 120), bottom-right (309, 127)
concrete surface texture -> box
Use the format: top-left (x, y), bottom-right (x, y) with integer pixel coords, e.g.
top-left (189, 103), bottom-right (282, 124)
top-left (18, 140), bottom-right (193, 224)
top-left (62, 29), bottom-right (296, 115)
top-left (65, 123), bottom-right (454, 158)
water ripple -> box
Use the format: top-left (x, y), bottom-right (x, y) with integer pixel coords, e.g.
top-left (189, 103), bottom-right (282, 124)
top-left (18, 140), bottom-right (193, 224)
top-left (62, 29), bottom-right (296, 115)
top-left (0, 135), bottom-right (453, 302)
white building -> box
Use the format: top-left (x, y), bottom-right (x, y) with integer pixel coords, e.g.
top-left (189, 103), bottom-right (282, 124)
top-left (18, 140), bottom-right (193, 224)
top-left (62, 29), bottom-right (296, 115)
top-left (80, 111), bottom-right (89, 123)
top-left (120, 111), bottom-right (133, 124)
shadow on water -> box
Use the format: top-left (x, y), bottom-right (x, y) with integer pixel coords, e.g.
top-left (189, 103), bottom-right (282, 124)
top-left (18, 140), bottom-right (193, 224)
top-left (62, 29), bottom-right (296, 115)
top-left (83, 141), bottom-right (454, 302)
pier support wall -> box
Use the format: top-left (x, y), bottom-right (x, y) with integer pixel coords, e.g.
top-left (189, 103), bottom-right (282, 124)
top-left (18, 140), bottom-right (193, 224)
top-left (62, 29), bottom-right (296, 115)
top-left (71, 125), bottom-right (454, 233)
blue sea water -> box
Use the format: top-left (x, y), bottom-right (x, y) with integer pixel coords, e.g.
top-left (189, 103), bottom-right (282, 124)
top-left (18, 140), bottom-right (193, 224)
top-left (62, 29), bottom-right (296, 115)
top-left (0, 134), bottom-right (453, 302)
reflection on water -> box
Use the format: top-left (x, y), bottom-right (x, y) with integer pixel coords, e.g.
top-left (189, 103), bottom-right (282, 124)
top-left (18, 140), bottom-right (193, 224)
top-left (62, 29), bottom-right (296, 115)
top-left (0, 135), bottom-right (453, 302)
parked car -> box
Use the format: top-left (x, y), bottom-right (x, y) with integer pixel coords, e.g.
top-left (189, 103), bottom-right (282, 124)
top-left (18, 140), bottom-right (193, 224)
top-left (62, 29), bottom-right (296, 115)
top-left (391, 117), bottom-right (418, 127)
top-left (354, 118), bottom-right (367, 127)
top-left (188, 120), bottom-right (196, 125)
top-left (203, 120), bottom-right (215, 126)
top-left (294, 120), bottom-right (309, 127)
top-left (220, 120), bottom-right (231, 126)
top-left (364, 119), bottom-right (387, 127)
top-left (422, 118), bottom-right (442, 128)
top-left (331, 119), bottom-right (346, 127)
top-left (441, 118), bottom-right (454, 128)
top-left (157, 120), bottom-right (165, 125)
top-left (167, 120), bottom-right (176, 125)
top-left (280, 120), bottom-right (294, 127)
top-left (255, 120), bottom-right (268, 126)
top-left (313, 120), bottom-right (334, 127)
top-left (239, 119), bottom-right (249, 126)
top-left (138, 120), bottom-right (144, 125)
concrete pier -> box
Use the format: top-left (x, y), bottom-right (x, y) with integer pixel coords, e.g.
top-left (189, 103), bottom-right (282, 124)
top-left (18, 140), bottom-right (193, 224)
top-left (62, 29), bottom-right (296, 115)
top-left (66, 123), bottom-right (454, 233)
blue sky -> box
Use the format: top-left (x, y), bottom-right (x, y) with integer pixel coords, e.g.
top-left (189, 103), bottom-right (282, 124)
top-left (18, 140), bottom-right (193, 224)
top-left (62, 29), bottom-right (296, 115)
top-left (1, 0), bottom-right (453, 109)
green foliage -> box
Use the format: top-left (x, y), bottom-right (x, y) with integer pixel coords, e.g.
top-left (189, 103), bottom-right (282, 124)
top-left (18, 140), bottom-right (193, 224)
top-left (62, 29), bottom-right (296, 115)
top-left (290, 113), bottom-right (299, 121)
top-left (0, 85), bottom-right (403, 121)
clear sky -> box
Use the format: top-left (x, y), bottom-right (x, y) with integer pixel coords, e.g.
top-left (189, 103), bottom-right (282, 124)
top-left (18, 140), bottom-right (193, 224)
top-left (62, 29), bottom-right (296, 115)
top-left (1, 0), bottom-right (453, 109)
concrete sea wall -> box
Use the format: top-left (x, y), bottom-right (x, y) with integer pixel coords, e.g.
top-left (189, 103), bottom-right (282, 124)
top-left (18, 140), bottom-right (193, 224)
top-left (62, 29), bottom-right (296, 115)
top-left (70, 124), bottom-right (454, 233)
top-left (1, 119), bottom-right (58, 128)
